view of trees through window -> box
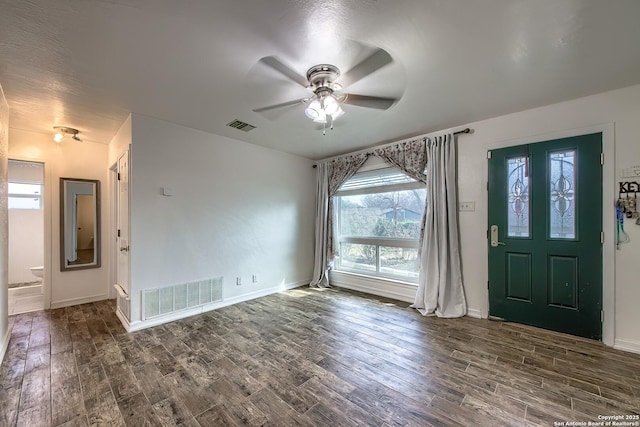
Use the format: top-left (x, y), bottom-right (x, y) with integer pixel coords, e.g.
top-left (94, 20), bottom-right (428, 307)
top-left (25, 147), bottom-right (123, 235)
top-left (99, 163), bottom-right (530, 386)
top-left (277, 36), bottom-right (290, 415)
top-left (337, 187), bottom-right (426, 281)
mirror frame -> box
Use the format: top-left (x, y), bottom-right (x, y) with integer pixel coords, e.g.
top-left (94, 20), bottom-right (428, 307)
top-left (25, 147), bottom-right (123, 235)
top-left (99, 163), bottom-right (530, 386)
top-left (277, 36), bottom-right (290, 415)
top-left (60, 177), bottom-right (101, 271)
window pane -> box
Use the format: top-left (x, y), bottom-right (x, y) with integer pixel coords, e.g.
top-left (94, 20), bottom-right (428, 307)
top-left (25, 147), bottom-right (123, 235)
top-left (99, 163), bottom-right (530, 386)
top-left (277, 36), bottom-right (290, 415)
top-left (339, 189), bottom-right (426, 238)
top-left (549, 150), bottom-right (576, 239)
top-left (9, 197), bottom-right (41, 210)
top-left (507, 156), bottom-right (530, 237)
top-left (380, 246), bottom-right (419, 279)
top-left (338, 168), bottom-right (416, 192)
top-left (8, 182), bottom-right (41, 195)
top-left (339, 243), bottom-right (377, 273)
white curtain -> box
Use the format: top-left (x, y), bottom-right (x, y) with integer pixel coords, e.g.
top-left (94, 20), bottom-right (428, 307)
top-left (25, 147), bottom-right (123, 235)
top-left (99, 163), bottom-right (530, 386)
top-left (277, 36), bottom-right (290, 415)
top-left (411, 134), bottom-right (467, 317)
top-left (310, 162), bottom-right (331, 287)
top-left (310, 154), bottom-right (369, 288)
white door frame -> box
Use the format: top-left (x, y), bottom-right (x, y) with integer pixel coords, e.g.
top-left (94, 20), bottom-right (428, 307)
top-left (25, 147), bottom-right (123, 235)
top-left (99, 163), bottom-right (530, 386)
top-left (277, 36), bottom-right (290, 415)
top-left (108, 162), bottom-right (118, 299)
top-left (7, 158), bottom-right (51, 310)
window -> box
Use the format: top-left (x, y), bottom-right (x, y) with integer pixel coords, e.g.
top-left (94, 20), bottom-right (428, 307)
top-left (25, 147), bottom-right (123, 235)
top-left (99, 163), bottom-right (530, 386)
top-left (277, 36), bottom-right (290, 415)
top-left (9, 181), bottom-right (43, 209)
top-left (335, 167), bottom-right (426, 282)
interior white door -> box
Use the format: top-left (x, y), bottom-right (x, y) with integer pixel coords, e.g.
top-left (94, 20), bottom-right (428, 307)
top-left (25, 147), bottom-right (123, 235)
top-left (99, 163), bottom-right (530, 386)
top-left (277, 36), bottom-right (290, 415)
top-left (116, 151), bottom-right (130, 295)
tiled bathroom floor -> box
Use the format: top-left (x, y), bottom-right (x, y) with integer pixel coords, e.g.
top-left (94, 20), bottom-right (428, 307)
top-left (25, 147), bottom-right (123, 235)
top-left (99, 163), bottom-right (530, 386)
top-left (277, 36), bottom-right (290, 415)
top-left (8, 286), bottom-right (45, 315)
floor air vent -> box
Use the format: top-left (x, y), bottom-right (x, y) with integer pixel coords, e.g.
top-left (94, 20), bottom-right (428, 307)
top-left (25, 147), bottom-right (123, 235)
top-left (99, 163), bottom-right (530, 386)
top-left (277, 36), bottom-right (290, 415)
top-left (226, 119), bottom-right (256, 132)
top-left (142, 277), bottom-right (223, 320)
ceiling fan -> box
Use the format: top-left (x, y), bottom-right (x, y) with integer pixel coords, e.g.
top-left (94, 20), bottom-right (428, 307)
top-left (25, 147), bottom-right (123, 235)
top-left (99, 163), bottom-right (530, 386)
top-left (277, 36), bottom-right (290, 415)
top-left (252, 48), bottom-right (398, 133)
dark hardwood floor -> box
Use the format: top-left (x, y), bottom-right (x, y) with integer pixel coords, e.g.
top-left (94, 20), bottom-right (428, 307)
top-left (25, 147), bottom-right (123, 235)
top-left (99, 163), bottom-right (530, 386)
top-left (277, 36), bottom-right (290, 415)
top-left (1, 287), bottom-right (639, 426)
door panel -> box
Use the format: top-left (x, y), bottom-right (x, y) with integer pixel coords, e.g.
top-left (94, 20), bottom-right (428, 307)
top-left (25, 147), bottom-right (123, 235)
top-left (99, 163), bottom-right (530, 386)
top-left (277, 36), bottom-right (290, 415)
top-left (506, 253), bottom-right (532, 302)
top-left (116, 151), bottom-right (130, 295)
top-left (547, 255), bottom-right (578, 308)
top-left (488, 133), bottom-right (602, 339)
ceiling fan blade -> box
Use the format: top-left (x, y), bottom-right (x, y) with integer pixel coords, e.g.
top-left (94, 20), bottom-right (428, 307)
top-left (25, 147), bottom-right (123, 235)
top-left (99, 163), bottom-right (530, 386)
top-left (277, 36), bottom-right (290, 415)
top-left (339, 48), bottom-right (393, 88)
top-left (253, 98), bottom-right (307, 113)
top-left (258, 56), bottom-right (309, 88)
top-left (343, 94), bottom-right (397, 110)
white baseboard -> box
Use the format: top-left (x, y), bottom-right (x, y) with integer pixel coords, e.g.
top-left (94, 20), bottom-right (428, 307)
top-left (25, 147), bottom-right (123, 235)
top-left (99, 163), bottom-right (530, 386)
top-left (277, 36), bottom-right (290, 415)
top-left (125, 279), bottom-right (309, 332)
top-left (0, 325), bottom-right (11, 366)
top-left (613, 339), bottom-right (640, 355)
top-left (115, 308), bottom-right (131, 331)
top-left (329, 271), bottom-right (417, 303)
top-left (466, 308), bottom-right (483, 319)
top-left (50, 293), bottom-right (109, 309)
top-left (8, 285), bottom-right (43, 297)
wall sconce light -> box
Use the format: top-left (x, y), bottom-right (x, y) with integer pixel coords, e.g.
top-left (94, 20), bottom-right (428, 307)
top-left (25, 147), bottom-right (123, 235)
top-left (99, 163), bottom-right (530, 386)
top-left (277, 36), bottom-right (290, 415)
top-left (53, 126), bottom-right (81, 143)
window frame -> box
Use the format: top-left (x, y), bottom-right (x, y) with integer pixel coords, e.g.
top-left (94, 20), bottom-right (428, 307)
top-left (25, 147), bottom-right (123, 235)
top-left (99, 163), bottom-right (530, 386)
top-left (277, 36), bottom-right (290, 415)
top-left (334, 166), bottom-right (425, 284)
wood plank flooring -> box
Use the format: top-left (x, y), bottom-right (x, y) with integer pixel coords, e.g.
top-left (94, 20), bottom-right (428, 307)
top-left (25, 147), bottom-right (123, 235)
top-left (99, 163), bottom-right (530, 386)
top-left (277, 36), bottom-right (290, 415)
top-left (1, 287), bottom-right (639, 426)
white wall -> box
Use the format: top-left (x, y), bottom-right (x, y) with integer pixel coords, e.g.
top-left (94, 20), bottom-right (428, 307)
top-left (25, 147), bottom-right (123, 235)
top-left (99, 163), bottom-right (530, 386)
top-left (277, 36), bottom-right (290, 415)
top-left (8, 210), bottom-right (43, 283)
top-left (125, 114), bottom-right (315, 326)
top-left (109, 114), bottom-right (131, 166)
top-left (0, 84), bottom-right (9, 363)
top-left (9, 129), bottom-right (109, 308)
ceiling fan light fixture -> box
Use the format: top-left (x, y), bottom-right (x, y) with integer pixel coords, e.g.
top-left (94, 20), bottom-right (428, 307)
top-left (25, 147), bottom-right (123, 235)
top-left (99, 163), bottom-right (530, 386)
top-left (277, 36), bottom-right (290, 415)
top-left (313, 110), bottom-right (327, 124)
top-left (331, 105), bottom-right (344, 120)
top-left (322, 95), bottom-right (339, 116)
top-left (53, 126), bottom-right (81, 143)
top-left (304, 99), bottom-right (323, 120)
top-left (305, 92), bottom-right (344, 128)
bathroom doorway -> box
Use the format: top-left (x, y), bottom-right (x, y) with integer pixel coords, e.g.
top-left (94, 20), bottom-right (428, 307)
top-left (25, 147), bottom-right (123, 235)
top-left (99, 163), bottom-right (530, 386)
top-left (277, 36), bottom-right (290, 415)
top-left (7, 159), bottom-right (45, 314)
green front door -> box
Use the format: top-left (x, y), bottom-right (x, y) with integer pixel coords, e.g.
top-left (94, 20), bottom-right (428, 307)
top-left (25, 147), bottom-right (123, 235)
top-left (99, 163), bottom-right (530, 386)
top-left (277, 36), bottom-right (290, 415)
top-left (488, 133), bottom-right (603, 339)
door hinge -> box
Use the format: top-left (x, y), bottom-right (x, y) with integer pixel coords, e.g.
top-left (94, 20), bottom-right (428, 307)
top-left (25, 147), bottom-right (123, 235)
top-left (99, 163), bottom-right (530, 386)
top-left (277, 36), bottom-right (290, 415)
top-left (117, 229), bottom-right (121, 238)
top-left (600, 231), bottom-right (604, 244)
top-left (601, 310), bottom-right (604, 323)
top-left (487, 280), bottom-right (490, 290)
top-left (117, 172), bottom-right (121, 181)
top-left (487, 151), bottom-right (492, 159)
top-left (600, 153), bottom-right (604, 165)
top-left (486, 182), bottom-right (489, 191)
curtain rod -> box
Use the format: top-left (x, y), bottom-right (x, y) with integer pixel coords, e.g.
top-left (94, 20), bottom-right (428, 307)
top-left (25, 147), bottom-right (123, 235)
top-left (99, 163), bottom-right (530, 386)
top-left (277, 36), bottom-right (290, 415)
top-left (312, 127), bottom-right (472, 168)
top-left (454, 128), bottom-right (471, 135)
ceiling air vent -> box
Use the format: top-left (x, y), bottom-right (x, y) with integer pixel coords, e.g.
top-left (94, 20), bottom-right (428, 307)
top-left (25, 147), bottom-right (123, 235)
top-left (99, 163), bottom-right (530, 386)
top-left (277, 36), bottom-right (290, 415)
top-left (226, 119), bottom-right (256, 132)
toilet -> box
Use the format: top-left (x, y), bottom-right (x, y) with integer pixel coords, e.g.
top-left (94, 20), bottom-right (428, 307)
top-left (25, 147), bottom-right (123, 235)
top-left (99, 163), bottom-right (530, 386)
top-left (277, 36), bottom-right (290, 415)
top-left (29, 266), bottom-right (44, 279)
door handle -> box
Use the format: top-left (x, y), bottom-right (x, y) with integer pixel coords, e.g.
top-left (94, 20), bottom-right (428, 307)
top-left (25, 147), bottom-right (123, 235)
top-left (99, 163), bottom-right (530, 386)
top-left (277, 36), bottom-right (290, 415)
top-left (120, 246), bottom-right (129, 252)
top-left (490, 225), bottom-right (506, 247)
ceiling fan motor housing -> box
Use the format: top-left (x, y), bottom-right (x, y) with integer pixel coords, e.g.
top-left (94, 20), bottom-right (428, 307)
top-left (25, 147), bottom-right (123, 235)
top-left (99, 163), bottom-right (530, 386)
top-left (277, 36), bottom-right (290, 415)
top-left (306, 64), bottom-right (341, 95)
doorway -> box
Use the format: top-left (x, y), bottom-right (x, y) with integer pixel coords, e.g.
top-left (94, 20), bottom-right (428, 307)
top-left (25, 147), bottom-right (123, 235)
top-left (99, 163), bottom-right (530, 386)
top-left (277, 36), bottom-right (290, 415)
top-left (488, 133), bottom-right (603, 339)
top-left (7, 160), bottom-right (45, 314)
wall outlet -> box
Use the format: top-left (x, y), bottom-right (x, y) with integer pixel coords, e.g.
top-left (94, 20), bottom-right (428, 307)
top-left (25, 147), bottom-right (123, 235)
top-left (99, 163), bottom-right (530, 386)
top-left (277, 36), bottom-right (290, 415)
top-left (252, 275), bottom-right (258, 283)
top-left (459, 201), bottom-right (476, 212)
top-left (236, 277), bottom-right (242, 286)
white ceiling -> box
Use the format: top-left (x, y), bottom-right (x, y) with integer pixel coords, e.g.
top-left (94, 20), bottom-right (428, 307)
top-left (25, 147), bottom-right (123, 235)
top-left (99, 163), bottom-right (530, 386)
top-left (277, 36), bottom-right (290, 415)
top-left (1, 0), bottom-right (639, 160)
